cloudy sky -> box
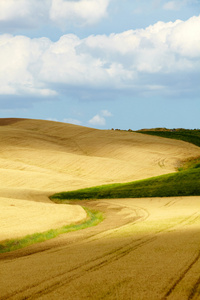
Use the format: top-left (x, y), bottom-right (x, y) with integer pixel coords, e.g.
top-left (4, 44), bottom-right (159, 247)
top-left (0, 0), bottom-right (199, 130)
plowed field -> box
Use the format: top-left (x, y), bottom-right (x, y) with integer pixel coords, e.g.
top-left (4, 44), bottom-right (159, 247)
top-left (0, 118), bottom-right (200, 299)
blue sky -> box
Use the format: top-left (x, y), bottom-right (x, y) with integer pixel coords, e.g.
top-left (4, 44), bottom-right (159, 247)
top-left (0, 0), bottom-right (199, 130)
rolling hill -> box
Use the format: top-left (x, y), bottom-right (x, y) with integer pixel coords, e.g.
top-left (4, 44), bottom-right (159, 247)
top-left (1, 119), bottom-right (200, 300)
top-left (1, 118), bottom-right (200, 241)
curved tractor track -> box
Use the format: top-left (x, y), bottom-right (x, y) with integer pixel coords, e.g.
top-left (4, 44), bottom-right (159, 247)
top-left (1, 119), bottom-right (200, 299)
top-left (1, 196), bottom-right (200, 300)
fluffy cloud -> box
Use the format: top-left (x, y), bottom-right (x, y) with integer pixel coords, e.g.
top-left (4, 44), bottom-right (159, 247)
top-left (0, 15), bottom-right (199, 98)
top-left (79, 15), bottom-right (200, 76)
top-left (50, 0), bottom-right (110, 28)
top-left (89, 110), bottom-right (112, 126)
top-left (0, 0), bottom-right (31, 21)
top-left (89, 114), bottom-right (106, 126)
top-left (0, 0), bottom-right (110, 31)
top-left (39, 15), bottom-right (200, 95)
top-left (0, 34), bottom-right (56, 96)
top-left (0, 0), bottom-right (50, 30)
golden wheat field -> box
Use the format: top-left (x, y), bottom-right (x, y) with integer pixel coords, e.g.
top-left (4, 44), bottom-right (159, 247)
top-left (1, 118), bottom-right (200, 300)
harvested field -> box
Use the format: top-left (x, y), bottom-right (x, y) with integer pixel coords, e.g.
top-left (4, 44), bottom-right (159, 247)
top-left (0, 118), bottom-right (200, 299)
top-left (1, 197), bottom-right (200, 299)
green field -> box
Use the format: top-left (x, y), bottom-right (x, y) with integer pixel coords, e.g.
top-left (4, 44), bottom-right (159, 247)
top-left (50, 129), bottom-right (200, 201)
top-left (137, 128), bottom-right (200, 147)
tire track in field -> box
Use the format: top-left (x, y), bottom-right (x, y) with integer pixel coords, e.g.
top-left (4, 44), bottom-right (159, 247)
top-left (162, 250), bottom-right (200, 299)
top-left (0, 203), bottom-right (146, 261)
top-left (161, 212), bottom-right (200, 300)
top-left (31, 212), bottom-right (200, 300)
top-left (3, 209), bottom-right (198, 300)
top-left (5, 236), bottom-right (157, 300)
top-left (0, 204), bottom-right (150, 300)
top-left (188, 276), bottom-right (200, 299)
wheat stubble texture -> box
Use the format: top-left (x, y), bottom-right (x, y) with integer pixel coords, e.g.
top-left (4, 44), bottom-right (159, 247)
top-left (0, 118), bottom-right (200, 299)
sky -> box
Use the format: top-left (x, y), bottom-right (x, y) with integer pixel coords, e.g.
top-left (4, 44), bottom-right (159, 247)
top-left (0, 0), bottom-right (199, 130)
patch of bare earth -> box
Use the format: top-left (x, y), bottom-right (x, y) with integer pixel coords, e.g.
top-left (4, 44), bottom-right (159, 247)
top-left (0, 118), bottom-right (200, 299)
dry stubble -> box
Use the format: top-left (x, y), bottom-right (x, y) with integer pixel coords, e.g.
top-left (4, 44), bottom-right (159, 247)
top-left (0, 119), bottom-right (200, 299)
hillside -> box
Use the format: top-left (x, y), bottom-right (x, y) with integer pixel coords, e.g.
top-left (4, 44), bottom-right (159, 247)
top-left (1, 118), bottom-right (200, 240)
top-left (1, 119), bottom-right (200, 300)
top-left (137, 128), bottom-right (200, 148)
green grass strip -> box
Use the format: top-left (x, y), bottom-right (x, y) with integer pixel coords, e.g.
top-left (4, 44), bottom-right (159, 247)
top-left (50, 163), bottom-right (200, 200)
top-left (50, 128), bottom-right (200, 201)
top-left (137, 129), bottom-right (200, 148)
top-left (0, 207), bottom-right (104, 254)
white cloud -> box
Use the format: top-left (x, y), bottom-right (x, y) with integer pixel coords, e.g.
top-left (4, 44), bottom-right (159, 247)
top-left (0, 34), bottom-right (56, 96)
top-left (89, 110), bottom-right (112, 126)
top-left (168, 15), bottom-right (200, 57)
top-left (50, 0), bottom-right (110, 28)
top-left (0, 0), bottom-right (110, 31)
top-left (89, 114), bottom-right (106, 126)
top-left (0, 15), bottom-right (199, 99)
top-left (0, 0), bottom-right (30, 21)
top-left (0, 0), bottom-right (50, 30)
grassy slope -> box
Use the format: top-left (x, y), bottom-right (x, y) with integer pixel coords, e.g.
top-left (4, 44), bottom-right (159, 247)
top-left (0, 208), bottom-right (103, 254)
top-left (51, 129), bottom-right (200, 200)
top-left (137, 129), bottom-right (200, 148)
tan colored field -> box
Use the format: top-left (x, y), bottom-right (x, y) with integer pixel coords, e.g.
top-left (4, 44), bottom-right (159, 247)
top-left (0, 118), bottom-right (200, 299)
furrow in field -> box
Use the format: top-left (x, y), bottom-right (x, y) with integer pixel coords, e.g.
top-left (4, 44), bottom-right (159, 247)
top-left (3, 201), bottom-right (199, 300)
top-left (188, 276), bottom-right (200, 299)
top-left (162, 250), bottom-right (200, 300)
top-left (1, 119), bottom-right (200, 300)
